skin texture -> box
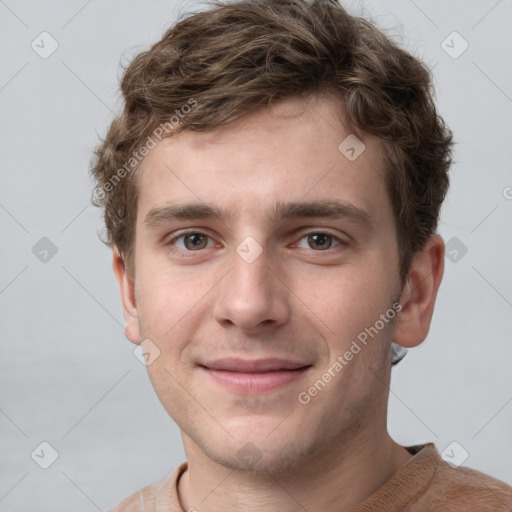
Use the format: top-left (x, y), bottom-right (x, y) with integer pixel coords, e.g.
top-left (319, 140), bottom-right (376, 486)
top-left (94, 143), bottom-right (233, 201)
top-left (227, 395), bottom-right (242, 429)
top-left (113, 93), bottom-right (444, 511)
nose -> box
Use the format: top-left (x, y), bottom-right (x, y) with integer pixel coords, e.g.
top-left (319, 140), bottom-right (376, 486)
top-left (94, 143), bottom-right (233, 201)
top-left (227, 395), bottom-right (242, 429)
top-left (212, 243), bottom-right (291, 334)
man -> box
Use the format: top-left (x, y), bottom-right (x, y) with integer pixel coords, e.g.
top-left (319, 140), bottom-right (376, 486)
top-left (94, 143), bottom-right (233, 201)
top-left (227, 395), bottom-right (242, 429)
top-left (90, 0), bottom-right (512, 510)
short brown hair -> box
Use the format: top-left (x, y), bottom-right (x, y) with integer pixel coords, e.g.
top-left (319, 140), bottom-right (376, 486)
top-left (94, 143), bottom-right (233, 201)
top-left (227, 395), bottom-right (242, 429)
top-left (90, 0), bottom-right (453, 284)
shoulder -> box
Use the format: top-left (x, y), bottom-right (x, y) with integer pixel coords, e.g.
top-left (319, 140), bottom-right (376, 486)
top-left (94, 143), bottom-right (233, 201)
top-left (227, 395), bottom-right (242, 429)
top-left (107, 463), bottom-right (188, 512)
top-left (108, 483), bottom-right (156, 512)
top-left (422, 460), bottom-right (512, 511)
top-left (410, 444), bottom-right (512, 512)
top-left (354, 443), bottom-right (512, 512)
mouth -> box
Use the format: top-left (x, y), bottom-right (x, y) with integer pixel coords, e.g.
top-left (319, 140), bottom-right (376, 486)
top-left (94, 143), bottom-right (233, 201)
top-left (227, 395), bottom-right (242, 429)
top-left (199, 358), bottom-right (312, 393)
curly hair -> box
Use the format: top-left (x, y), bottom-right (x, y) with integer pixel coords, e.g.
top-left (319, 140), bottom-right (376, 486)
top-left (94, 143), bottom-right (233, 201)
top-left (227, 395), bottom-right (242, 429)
top-left (90, 0), bottom-right (453, 286)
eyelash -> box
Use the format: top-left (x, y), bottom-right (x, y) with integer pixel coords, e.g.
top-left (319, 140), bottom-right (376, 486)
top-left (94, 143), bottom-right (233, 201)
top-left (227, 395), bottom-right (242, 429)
top-left (166, 230), bottom-right (348, 254)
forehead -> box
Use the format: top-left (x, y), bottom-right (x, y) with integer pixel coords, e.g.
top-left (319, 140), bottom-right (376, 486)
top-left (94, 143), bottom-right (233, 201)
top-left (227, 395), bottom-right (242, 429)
top-left (135, 94), bottom-right (390, 227)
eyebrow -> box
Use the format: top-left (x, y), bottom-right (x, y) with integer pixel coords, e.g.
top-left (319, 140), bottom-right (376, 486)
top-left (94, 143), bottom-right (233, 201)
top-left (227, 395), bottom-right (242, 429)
top-left (144, 199), bottom-right (374, 231)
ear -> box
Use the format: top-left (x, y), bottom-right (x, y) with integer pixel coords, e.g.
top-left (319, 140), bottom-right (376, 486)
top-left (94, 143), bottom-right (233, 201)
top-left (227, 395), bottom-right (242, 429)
top-left (112, 247), bottom-right (141, 345)
top-left (392, 234), bottom-right (444, 348)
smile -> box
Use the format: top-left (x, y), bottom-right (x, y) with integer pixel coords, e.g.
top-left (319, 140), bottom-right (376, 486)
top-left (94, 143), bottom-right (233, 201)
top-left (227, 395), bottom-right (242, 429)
top-left (199, 358), bottom-right (312, 393)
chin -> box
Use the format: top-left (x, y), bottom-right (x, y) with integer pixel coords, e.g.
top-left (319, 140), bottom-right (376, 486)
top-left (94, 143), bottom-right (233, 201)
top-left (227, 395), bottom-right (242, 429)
top-left (194, 420), bottom-right (326, 475)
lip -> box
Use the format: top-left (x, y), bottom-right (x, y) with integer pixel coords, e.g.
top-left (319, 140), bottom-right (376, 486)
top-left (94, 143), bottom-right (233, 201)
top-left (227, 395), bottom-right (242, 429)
top-left (200, 358), bottom-right (312, 393)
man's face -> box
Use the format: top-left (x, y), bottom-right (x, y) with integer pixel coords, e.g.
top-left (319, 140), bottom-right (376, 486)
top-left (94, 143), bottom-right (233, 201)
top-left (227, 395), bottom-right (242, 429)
top-left (124, 94), bottom-right (404, 472)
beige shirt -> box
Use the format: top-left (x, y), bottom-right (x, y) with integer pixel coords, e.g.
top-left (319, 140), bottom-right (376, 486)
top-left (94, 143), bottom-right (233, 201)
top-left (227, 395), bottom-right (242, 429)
top-left (108, 443), bottom-right (512, 511)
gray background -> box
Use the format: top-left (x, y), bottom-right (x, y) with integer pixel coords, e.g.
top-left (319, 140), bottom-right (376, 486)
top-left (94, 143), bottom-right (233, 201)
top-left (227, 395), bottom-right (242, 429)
top-left (1, 0), bottom-right (511, 510)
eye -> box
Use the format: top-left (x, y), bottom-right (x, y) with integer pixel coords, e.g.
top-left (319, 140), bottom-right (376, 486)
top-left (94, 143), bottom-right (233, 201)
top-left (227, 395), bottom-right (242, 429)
top-left (168, 231), bottom-right (215, 251)
top-left (295, 232), bottom-right (344, 251)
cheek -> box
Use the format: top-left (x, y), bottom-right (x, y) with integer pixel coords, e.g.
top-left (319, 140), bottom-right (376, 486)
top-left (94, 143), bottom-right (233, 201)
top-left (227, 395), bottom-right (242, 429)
top-left (293, 264), bottom-right (395, 347)
top-left (135, 263), bottom-right (206, 349)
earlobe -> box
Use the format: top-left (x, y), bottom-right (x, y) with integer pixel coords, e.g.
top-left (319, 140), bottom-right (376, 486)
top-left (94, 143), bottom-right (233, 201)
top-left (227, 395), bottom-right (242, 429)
top-left (392, 234), bottom-right (445, 349)
top-left (112, 247), bottom-right (141, 345)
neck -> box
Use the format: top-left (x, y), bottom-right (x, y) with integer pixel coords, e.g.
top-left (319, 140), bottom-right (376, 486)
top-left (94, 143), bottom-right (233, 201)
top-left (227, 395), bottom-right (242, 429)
top-left (177, 426), bottom-right (412, 512)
